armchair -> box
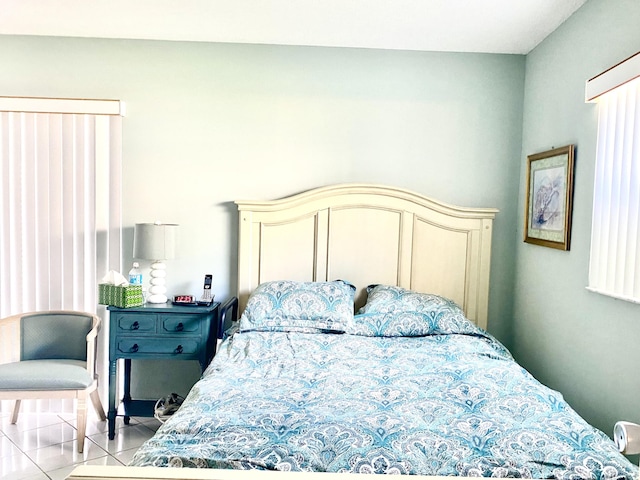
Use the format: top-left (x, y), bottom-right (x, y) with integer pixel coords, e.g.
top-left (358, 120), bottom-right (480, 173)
top-left (0, 311), bottom-right (107, 453)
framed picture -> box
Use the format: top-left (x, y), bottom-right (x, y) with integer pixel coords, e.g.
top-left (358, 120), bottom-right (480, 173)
top-left (524, 144), bottom-right (575, 250)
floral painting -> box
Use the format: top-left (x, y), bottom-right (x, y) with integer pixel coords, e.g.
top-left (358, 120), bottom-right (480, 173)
top-left (532, 165), bottom-right (565, 230)
top-left (524, 145), bottom-right (575, 250)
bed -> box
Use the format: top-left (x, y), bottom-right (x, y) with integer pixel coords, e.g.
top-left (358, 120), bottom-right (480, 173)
top-left (68, 184), bottom-right (637, 480)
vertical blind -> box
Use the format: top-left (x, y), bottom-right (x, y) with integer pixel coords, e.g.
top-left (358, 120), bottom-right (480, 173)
top-left (588, 77), bottom-right (640, 302)
top-left (0, 97), bottom-right (123, 412)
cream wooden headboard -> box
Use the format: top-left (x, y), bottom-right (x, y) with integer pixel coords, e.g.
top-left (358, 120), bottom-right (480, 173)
top-left (66, 186), bottom-right (497, 480)
top-left (236, 184), bottom-right (498, 329)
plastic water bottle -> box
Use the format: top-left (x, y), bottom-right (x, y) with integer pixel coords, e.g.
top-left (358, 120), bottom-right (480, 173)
top-left (128, 262), bottom-right (142, 285)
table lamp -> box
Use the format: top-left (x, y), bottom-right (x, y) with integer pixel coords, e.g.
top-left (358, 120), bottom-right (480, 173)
top-left (133, 222), bottom-right (178, 304)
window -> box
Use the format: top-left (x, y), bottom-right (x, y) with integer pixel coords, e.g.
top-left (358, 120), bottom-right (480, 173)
top-left (586, 53), bottom-right (640, 302)
top-left (0, 96), bottom-right (124, 412)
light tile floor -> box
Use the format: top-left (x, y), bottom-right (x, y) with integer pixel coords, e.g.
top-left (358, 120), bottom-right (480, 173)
top-left (0, 410), bottom-right (159, 480)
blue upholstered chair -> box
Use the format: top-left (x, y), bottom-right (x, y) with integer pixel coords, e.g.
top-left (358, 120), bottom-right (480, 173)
top-left (0, 311), bottom-right (107, 453)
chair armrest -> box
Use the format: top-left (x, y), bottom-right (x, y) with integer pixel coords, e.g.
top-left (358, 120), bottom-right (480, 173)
top-left (0, 314), bottom-right (22, 364)
top-left (85, 314), bottom-right (101, 377)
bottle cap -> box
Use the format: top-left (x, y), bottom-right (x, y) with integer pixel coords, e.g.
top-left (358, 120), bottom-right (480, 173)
top-left (132, 262), bottom-right (140, 268)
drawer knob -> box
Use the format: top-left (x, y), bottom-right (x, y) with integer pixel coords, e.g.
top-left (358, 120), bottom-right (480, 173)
top-left (131, 343), bottom-right (139, 353)
top-left (131, 321), bottom-right (140, 330)
top-left (176, 322), bottom-right (184, 332)
top-left (175, 345), bottom-right (183, 354)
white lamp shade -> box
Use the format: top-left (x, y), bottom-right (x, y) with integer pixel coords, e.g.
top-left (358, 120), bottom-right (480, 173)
top-left (133, 223), bottom-right (178, 260)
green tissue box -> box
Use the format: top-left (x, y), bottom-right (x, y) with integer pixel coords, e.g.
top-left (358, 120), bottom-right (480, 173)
top-left (98, 284), bottom-right (144, 308)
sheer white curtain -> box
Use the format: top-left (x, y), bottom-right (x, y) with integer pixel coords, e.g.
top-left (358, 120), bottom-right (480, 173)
top-left (0, 97), bottom-right (123, 412)
top-left (588, 77), bottom-right (640, 302)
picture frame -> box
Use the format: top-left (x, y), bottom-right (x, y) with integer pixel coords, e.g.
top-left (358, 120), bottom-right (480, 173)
top-left (524, 144), bottom-right (575, 250)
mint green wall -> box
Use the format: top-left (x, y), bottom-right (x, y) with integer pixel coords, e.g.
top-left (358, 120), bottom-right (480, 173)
top-left (1, 0), bottom-right (633, 438)
top-left (514, 0), bottom-right (640, 436)
top-left (0, 37), bottom-right (524, 397)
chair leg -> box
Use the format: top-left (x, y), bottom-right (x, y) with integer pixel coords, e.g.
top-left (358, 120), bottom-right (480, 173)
top-left (11, 400), bottom-right (21, 424)
top-left (76, 395), bottom-right (87, 453)
top-left (90, 389), bottom-right (106, 421)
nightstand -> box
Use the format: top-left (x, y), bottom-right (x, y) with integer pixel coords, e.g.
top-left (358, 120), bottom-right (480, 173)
top-left (106, 302), bottom-right (219, 440)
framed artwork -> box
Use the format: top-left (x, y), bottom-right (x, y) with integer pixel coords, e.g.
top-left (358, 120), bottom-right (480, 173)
top-left (524, 144), bottom-right (575, 250)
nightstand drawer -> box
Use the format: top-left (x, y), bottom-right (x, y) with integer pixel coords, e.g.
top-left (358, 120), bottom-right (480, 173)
top-left (115, 314), bottom-right (156, 333)
top-left (161, 315), bottom-right (201, 334)
top-left (115, 338), bottom-right (200, 356)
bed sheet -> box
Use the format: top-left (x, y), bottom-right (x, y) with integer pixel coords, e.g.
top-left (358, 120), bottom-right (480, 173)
top-left (129, 329), bottom-right (637, 479)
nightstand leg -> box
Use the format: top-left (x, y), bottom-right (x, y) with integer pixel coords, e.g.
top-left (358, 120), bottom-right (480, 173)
top-left (108, 360), bottom-right (117, 440)
top-left (123, 359), bottom-right (132, 424)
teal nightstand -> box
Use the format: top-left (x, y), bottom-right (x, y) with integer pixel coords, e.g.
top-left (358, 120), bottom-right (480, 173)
top-left (106, 302), bottom-right (219, 440)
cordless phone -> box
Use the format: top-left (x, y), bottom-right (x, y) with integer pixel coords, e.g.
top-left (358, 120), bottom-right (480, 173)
top-left (198, 274), bottom-right (214, 305)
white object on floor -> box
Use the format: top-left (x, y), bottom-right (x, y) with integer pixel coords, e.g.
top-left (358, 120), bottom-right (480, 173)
top-left (614, 421), bottom-right (640, 454)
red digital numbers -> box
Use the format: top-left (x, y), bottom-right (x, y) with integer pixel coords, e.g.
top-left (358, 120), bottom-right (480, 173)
top-left (174, 295), bottom-right (194, 303)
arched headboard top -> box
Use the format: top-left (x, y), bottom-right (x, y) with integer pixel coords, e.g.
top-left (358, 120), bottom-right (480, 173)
top-left (236, 183), bottom-right (498, 219)
top-left (236, 184), bottom-right (498, 330)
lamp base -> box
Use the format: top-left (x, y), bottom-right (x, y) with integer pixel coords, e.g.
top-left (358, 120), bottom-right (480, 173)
top-left (147, 260), bottom-right (168, 304)
top-left (146, 293), bottom-right (168, 304)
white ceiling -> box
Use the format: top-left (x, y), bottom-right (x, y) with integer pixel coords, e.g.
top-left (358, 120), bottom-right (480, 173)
top-left (1, 0), bottom-right (588, 55)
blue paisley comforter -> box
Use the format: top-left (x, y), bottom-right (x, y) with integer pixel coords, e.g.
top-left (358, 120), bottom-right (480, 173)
top-left (130, 328), bottom-right (636, 478)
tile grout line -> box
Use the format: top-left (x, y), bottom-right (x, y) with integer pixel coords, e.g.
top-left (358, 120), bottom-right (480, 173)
top-left (1, 413), bottom-right (157, 479)
top-left (2, 425), bottom-right (52, 480)
top-left (2, 413), bottom-right (101, 479)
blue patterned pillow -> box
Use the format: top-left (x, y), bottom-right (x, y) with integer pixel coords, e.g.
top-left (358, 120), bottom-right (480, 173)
top-left (238, 280), bottom-right (356, 333)
top-left (347, 284), bottom-right (478, 337)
